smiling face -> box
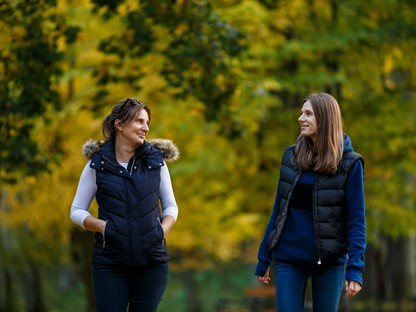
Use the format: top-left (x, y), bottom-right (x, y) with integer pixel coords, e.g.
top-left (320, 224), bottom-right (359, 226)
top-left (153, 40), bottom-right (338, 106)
top-left (115, 108), bottom-right (150, 148)
top-left (298, 100), bottom-right (317, 141)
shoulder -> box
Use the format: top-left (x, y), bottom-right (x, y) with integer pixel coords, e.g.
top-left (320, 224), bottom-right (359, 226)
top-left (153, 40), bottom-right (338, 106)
top-left (281, 144), bottom-right (295, 161)
top-left (82, 139), bottom-right (105, 159)
top-left (278, 144), bottom-right (296, 172)
top-left (340, 151), bottom-right (364, 175)
top-left (342, 133), bottom-right (363, 164)
top-left (282, 144), bottom-right (295, 157)
top-left (285, 144), bottom-right (295, 152)
top-left (147, 138), bottom-right (180, 162)
top-left (81, 139), bottom-right (180, 162)
top-left (342, 151), bottom-right (364, 166)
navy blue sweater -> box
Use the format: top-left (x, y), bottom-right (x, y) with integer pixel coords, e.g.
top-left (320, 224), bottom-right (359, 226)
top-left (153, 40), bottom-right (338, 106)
top-left (255, 136), bottom-right (366, 285)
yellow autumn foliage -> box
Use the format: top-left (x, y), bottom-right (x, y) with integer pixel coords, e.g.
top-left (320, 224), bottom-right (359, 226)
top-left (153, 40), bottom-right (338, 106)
top-left (1, 0), bottom-right (415, 274)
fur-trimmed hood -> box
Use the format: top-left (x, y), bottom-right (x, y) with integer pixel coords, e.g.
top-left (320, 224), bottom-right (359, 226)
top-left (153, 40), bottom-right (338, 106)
top-left (82, 138), bottom-right (179, 162)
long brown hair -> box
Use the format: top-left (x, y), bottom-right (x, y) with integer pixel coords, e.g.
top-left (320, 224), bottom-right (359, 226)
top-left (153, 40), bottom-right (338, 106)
top-left (102, 98), bottom-right (151, 141)
top-left (294, 93), bottom-right (344, 174)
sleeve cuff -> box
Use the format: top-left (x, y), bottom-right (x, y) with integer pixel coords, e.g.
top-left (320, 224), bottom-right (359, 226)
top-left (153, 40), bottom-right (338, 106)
top-left (254, 260), bottom-right (270, 276)
top-left (345, 268), bottom-right (363, 286)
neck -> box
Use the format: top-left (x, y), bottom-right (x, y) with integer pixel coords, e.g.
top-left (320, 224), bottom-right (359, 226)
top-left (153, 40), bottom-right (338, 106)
top-left (115, 141), bottom-right (137, 163)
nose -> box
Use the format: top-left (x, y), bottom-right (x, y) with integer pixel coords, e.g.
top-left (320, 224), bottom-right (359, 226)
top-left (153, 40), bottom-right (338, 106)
top-left (298, 114), bottom-right (304, 122)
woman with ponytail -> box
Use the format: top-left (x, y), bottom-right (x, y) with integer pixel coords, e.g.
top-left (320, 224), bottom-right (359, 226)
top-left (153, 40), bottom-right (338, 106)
top-left (70, 98), bottom-right (179, 312)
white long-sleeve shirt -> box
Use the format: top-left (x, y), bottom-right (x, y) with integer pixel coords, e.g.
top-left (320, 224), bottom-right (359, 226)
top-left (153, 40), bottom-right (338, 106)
top-left (70, 160), bottom-right (178, 228)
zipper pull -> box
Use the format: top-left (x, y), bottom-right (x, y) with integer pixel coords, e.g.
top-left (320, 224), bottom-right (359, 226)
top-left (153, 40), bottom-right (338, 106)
top-left (317, 258), bottom-right (321, 265)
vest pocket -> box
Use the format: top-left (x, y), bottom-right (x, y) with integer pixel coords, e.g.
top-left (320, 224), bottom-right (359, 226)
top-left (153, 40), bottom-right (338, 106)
top-left (157, 217), bottom-right (165, 242)
top-left (101, 220), bottom-right (127, 255)
top-left (102, 221), bottom-right (107, 248)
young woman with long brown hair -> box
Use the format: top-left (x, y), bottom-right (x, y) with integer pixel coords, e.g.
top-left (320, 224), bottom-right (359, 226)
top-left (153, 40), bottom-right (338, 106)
top-left (255, 93), bottom-right (366, 311)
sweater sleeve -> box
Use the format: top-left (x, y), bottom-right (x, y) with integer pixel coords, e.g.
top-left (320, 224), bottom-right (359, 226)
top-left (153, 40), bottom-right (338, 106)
top-left (345, 160), bottom-right (366, 285)
top-left (159, 161), bottom-right (178, 221)
top-left (255, 183), bottom-right (281, 276)
top-left (70, 160), bottom-right (96, 228)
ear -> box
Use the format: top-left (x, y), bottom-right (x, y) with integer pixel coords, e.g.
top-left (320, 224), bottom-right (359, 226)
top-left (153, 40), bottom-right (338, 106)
top-left (115, 119), bottom-right (123, 131)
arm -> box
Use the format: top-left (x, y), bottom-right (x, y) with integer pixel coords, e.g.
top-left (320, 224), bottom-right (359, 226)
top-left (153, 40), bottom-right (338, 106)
top-left (70, 161), bottom-right (105, 234)
top-left (345, 160), bottom-right (366, 295)
top-left (159, 162), bottom-right (178, 235)
top-left (255, 182), bottom-right (281, 279)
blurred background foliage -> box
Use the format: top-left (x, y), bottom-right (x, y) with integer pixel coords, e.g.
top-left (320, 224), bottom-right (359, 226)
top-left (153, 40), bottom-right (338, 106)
top-left (0, 0), bottom-right (415, 311)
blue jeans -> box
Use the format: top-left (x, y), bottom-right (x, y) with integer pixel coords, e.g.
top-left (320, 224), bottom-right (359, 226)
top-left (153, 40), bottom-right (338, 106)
top-left (274, 262), bottom-right (345, 312)
top-left (93, 262), bottom-right (169, 312)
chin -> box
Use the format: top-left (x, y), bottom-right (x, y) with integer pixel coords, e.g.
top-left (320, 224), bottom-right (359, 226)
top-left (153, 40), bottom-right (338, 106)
top-left (133, 139), bottom-right (144, 146)
top-left (301, 133), bottom-right (313, 139)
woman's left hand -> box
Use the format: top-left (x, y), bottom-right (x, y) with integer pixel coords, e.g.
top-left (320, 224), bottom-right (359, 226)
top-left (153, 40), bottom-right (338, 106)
top-left (161, 215), bottom-right (176, 236)
top-left (345, 280), bottom-right (362, 298)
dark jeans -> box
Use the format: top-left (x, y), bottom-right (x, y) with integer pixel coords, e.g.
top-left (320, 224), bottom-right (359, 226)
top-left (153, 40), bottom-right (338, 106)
top-left (93, 262), bottom-right (169, 312)
top-left (274, 262), bottom-right (345, 312)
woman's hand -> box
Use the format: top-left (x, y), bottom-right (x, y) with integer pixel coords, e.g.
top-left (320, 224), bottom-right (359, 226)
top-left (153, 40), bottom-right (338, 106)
top-left (161, 215), bottom-right (176, 236)
top-left (83, 216), bottom-right (107, 235)
top-left (257, 267), bottom-right (271, 284)
top-left (345, 280), bottom-right (362, 298)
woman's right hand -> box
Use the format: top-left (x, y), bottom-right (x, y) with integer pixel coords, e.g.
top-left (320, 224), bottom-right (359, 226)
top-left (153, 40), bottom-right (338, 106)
top-left (83, 215), bottom-right (107, 235)
top-left (257, 267), bottom-right (271, 284)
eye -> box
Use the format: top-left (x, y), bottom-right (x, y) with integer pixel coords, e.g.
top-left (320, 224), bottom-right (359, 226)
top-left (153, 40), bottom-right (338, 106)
top-left (304, 110), bottom-right (313, 117)
top-left (137, 118), bottom-right (148, 125)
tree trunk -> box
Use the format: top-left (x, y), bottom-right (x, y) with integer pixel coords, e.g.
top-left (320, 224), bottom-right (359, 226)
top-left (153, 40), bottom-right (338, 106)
top-left (22, 262), bottom-right (46, 312)
top-left (0, 222), bottom-right (18, 311)
top-left (181, 271), bottom-right (202, 312)
top-left (361, 242), bottom-right (387, 310)
top-left (387, 236), bottom-right (416, 311)
top-left (0, 265), bottom-right (18, 312)
top-left (71, 228), bottom-right (95, 312)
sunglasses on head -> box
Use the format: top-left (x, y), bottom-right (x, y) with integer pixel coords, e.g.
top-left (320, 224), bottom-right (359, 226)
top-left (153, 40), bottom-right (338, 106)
top-left (121, 97), bottom-right (141, 109)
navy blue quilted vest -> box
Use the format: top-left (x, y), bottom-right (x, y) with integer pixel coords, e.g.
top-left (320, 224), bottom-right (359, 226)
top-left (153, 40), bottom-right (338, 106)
top-left (90, 140), bottom-right (169, 266)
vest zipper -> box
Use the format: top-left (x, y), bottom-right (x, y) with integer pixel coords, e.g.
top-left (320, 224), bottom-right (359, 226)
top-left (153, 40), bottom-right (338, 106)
top-left (128, 149), bottom-right (145, 175)
top-left (269, 171), bottom-right (301, 249)
top-left (313, 177), bottom-right (322, 264)
top-left (129, 154), bottom-right (138, 175)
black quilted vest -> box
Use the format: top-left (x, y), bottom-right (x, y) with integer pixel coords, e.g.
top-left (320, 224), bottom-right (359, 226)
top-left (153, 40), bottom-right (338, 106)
top-left (268, 145), bottom-right (363, 263)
